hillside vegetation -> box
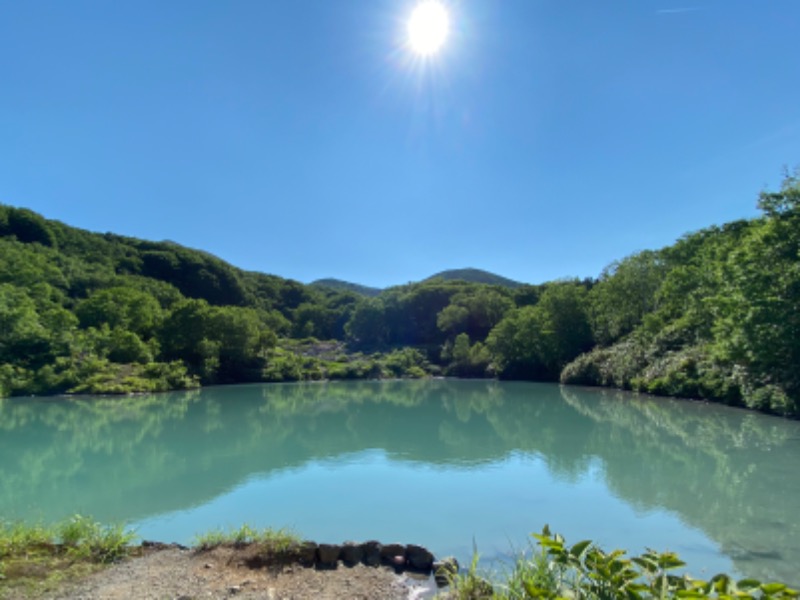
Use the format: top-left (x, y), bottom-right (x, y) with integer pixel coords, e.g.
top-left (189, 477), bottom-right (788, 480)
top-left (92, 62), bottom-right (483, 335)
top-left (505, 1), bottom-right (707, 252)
top-left (424, 268), bottom-right (523, 288)
top-left (310, 279), bottom-right (382, 297)
top-left (1, 170), bottom-right (798, 416)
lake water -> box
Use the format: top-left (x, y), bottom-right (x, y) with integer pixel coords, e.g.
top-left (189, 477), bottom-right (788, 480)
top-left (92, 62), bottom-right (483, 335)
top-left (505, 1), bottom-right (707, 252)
top-left (2, 380), bottom-right (799, 586)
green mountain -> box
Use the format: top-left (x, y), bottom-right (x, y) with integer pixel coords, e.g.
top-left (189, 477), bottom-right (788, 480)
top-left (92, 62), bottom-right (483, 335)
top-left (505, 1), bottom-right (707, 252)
top-left (312, 268), bottom-right (523, 296)
top-left (310, 278), bottom-right (382, 297)
top-left (424, 268), bottom-right (523, 288)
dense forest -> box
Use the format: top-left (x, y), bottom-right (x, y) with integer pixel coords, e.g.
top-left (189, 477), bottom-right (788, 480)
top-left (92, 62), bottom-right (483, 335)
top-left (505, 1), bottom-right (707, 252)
top-left (1, 170), bottom-right (798, 416)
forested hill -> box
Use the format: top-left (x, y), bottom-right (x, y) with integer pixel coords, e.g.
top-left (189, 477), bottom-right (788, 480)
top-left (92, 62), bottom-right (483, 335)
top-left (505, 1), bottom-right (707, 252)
top-left (311, 268), bottom-right (521, 296)
top-left (310, 279), bottom-right (382, 297)
top-left (1, 170), bottom-right (798, 417)
top-left (424, 268), bottom-right (522, 288)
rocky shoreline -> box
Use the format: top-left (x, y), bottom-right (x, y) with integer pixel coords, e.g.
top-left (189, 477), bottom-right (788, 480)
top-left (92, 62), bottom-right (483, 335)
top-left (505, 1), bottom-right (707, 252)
top-left (214, 538), bottom-right (458, 581)
top-left (23, 539), bottom-right (458, 600)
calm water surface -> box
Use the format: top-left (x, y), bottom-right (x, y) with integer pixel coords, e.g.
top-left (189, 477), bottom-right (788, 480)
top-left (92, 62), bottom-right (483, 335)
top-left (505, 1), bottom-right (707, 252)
top-left (2, 380), bottom-right (799, 585)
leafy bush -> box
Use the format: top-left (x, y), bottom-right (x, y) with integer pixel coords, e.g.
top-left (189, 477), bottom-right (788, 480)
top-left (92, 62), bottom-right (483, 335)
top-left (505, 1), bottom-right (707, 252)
top-left (439, 527), bottom-right (798, 600)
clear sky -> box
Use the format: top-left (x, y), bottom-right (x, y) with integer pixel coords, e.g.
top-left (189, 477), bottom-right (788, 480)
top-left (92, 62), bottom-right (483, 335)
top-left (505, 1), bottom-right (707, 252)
top-left (1, 1), bottom-right (798, 288)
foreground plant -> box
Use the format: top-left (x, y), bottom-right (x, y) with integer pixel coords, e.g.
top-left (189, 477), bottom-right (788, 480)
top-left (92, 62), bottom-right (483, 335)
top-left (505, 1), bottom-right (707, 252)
top-left (0, 515), bottom-right (136, 595)
top-left (439, 526), bottom-right (798, 600)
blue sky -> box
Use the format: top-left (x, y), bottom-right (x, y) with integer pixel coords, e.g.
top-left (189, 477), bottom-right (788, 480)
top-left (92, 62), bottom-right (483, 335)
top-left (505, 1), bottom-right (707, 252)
top-left (1, 0), bottom-right (798, 288)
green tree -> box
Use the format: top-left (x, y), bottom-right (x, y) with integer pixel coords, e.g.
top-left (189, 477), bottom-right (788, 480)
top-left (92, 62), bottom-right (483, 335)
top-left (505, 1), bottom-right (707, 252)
top-left (345, 298), bottom-right (388, 346)
top-left (589, 251), bottom-right (667, 345)
top-left (158, 299), bottom-right (275, 383)
top-left (76, 286), bottom-right (163, 337)
top-left (437, 288), bottom-right (513, 340)
top-left (757, 167), bottom-right (800, 217)
top-left (0, 284), bottom-right (53, 369)
top-left (0, 206), bottom-right (57, 247)
top-left (489, 282), bottom-right (592, 380)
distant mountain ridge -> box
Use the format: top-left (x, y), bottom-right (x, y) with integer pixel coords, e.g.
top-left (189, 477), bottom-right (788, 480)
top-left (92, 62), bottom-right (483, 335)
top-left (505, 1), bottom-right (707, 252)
top-left (311, 268), bottom-right (524, 296)
top-left (424, 268), bottom-right (523, 288)
top-left (309, 279), bottom-right (382, 297)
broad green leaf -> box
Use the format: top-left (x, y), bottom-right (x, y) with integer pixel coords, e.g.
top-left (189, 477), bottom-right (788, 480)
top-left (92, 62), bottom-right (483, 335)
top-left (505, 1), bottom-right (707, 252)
top-left (523, 582), bottom-right (552, 598)
top-left (624, 588), bottom-right (643, 600)
top-left (631, 557), bottom-right (658, 573)
top-left (712, 574), bottom-right (732, 593)
top-left (737, 579), bottom-right (762, 591)
top-left (658, 553), bottom-right (687, 570)
top-left (569, 540), bottom-right (592, 558)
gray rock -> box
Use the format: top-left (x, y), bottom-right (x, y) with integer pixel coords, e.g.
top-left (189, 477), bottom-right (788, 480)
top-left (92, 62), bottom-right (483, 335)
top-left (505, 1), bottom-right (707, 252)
top-left (316, 543), bottom-right (341, 566)
top-left (360, 540), bottom-right (382, 566)
top-left (406, 544), bottom-right (434, 572)
top-left (340, 541), bottom-right (364, 566)
top-left (296, 541), bottom-right (318, 567)
top-left (379, 543), bottom-right (407, 567)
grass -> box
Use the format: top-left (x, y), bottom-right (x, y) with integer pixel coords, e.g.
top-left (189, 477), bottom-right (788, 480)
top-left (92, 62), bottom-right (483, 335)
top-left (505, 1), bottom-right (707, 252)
top-left (438, 549), bottom-right (496, 599)
top-left (193, 523), bottom-right (300, 552)
top-left (500, 548), bottom-right (558, 600)
top-left (0, 515), bottom-right (137, 597)
top-left (0, 518), bottom-right (301, 597)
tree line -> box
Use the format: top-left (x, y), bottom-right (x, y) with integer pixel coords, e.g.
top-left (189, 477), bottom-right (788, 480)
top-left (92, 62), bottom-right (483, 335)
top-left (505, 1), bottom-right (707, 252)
top-left (1, 169), bottom-right (798, 416)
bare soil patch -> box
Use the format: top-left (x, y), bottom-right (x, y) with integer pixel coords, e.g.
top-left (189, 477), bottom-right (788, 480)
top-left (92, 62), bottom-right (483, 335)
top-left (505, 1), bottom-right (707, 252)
top-left (10, 544), bottom-right (435, 600)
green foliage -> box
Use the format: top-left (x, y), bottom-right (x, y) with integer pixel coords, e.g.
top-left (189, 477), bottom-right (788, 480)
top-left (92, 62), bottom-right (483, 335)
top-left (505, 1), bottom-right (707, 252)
top-left (0, 206), bottom-right (57, 247)
top-left (502, 548), bottom-right (557, 600)
top-left (0, 515), bottom-right (135, 565)
top-left (489, 282), bottom-right (592, 380)
top-left (441, 548), bottom-right (496, 599)
top-left (158, 299), bottom-right (276, 383)
top-left (0, 284), bottom-right (54, 369)
top-left (443, 333), bottom-right (492, 377)
top-left (66, 360), bottom-right (198, 394)
top-left (76, 286), bottom-right (163, 337)
top-left (57, 515), bottom-right (136, 563)
top-left (310, 278), bottom-right (382, 297)
top-left (3, 168), bottom-right (800, 416)
top-left (291, 297), bottom-right (355, 340)
top-left (262, 347), bottom-right (326, 382)
top-left (562, 170), bottom-right (800, 416)
top-left (261, 343), bottom-right (435, 382)
top-left (345, 298), bottom-right (389, 346)
top-left (437, 288), bottom-right (514, 341)
top-left (193, 524), bottom-right (299, 551)
top-left (757, 167), bottom-right (800, 217)
top-left (438, 528), bottom-right (797, 600)
top-left (525, 527), bottom-right (797, 600)
top-left (382, 347), bottom-right (433, 378)
top-left (138, 245), bottom-right (249, 306)
top-left (0, 515), bottom-right (135, 593)
top-left (589, 251), bottom-right (667, 345)
top-left (345, 280), bottom-right (503, 350)
top-left (425, 268), bottom-right (523, 288)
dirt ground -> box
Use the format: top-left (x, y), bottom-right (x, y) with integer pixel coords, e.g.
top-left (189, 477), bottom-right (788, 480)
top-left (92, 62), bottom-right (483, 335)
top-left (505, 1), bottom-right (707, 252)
top-left (23, 544), bottom-right (438, 600)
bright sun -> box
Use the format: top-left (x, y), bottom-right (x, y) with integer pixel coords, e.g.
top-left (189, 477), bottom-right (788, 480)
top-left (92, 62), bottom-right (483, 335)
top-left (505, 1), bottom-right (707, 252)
top-left (407, 1), bottom-right (450, 56)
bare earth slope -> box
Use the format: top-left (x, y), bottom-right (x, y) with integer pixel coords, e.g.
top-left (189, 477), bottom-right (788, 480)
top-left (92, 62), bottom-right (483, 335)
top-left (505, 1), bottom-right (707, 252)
top-left (33, 546), bottom-right (433, 600)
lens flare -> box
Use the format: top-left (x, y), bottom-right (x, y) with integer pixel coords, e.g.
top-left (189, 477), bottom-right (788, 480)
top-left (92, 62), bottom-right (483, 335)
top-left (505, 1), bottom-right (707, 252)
top-left (407, 1), bottom-right (450, 56)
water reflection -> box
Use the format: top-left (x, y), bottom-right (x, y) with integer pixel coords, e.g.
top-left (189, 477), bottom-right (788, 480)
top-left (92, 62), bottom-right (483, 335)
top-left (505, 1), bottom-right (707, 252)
top-left (559, 387), bottom-right (800, 585)
top-left (1, 381), bottom-right (798, 584)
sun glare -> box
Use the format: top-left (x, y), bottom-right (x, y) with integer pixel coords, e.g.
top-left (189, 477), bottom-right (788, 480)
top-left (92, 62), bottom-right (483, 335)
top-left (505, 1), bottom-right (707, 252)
top-left (407, 1), bottom-right (450, 56)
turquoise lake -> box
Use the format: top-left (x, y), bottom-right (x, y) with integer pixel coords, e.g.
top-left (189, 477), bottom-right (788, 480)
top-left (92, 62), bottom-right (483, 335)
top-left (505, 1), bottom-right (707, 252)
top-left (2, 380), bottom-right (798, 585)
